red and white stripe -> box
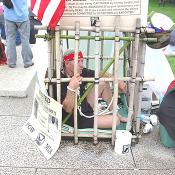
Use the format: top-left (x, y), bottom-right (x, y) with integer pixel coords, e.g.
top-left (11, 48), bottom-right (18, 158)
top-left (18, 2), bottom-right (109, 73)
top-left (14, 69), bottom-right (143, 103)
top-left (31, 0), bottom-right (65, 29)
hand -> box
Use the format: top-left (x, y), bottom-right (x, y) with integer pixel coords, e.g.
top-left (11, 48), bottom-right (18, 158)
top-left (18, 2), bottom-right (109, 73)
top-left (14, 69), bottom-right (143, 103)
top-left (118, 81), bottom-right (127, 93)
top-left (68, 74), bottom-right (82, 90)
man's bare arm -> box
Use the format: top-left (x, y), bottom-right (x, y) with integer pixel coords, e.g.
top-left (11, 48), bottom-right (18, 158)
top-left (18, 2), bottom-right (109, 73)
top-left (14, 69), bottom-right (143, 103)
top-left (62, 74), bottom-right (82, 113)
top-left (62, 90), bottom-right (75, 113)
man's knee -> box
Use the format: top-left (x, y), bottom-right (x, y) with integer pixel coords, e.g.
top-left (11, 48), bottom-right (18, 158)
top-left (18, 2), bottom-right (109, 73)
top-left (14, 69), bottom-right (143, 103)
top-left (99, 81), bottom-right (111, 91)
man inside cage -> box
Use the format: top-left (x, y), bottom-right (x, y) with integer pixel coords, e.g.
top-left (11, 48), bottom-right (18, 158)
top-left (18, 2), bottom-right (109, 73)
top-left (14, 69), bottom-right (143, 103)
top-left (54, 49), bottom-right (127, 129)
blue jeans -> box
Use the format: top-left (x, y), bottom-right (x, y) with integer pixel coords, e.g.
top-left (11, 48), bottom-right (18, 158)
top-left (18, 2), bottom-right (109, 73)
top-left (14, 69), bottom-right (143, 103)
top-left (5, 19), bottom-right (33, 66)
top-left (0, 23), bottom-right (21, 45)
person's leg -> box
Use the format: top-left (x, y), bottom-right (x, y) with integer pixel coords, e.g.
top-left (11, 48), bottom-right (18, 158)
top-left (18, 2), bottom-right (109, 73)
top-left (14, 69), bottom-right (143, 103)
top-left (4, 20), bottom-right (17, 67)
top-left (17, 20), bottom-right (33, 66)
top-left (97, 114), bottom-right (120, 128)
top-left (87, 81), bottom-right (113, 109)
top-left (87, 81), bottom-right (127, 123)
top-left (15, 31), bottom-right (21, 46)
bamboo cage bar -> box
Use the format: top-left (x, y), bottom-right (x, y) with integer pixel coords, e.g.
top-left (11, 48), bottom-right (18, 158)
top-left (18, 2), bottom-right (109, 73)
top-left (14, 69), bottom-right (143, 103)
top-left (66, 30), bottom-right (69, 49)
top-left (47, 36), bottom-right (54, 97)
top-left (45, 76), bottom-right (154, 83)
top-left (62, 133), bottom-right (112, 138)
top-left (126, 19), bottom-right (141, 131)
top-left (53, 34), bottom-right (56, 71)
top-left (83, 56), bottom-right (123, 60)
top-left (86, 31), bottom-right (91, 69)
top-left (129, 33), bottom-right (134, 72)
top-left (132, 42), bottom-right (142, 135)
top-left (135, 41), bottom-right (147, 134)
top-left (93, 20), bottom-right (100, 144)
top-left (36, 34), bottom-right (157, 43)
top-left (100, 31), bottom-right (104, 70)
top-left (73, 21), bottom-right (80, 144)
top-left (60, 35), bottom-right (157, 42)
top-left (112, 17), bottom-right (120, 146)
top-left (55, 26), bottom-right (62, 103)
top-left (62, 131), bottom-right (142, 138)
top-left (35, 25), bottom-right (156, 33)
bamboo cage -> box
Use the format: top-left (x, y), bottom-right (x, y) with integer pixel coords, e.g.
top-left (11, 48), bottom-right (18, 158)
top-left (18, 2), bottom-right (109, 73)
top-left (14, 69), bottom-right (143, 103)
top-left (36, 17), bottom-right (156, 145)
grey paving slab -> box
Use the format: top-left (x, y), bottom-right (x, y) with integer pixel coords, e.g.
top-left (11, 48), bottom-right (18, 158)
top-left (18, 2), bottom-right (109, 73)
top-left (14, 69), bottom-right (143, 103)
top-left (0, 116), bottom-right (134, 170)
top-left (0, 34), bottom-right (48, 98)
top-left (131, 125), bottom-right (175, 170)
top-left (0, 167), bottom-right (36, 175)
top-left (0, 77), bottom-right (35, 116)
top-left (36, 169), bottom-right (175, 175)
top-left (0, 95), bottom-right (34, 116)
top-left (0, 44), bottom-right (36, 97)
top-left (36, 169), bottom-right (76, 175)
top-left (0, 65), bottom-right (36, 97)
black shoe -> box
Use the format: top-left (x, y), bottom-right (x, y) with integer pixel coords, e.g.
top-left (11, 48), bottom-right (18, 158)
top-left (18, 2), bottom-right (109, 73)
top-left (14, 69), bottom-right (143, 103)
top-left (8, 64), bottom-right (16, 68)
top-left (24, 62), bottom-right (34, 68)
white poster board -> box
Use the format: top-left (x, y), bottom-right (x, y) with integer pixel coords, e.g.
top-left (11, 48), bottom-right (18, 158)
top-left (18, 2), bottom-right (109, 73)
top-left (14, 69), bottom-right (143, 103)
top-left (60, 0), bottom-right (148, 29)
top-left (144, 46), bottom-right (174, 100)
top-left (23, 84), bottom-right (62, 160)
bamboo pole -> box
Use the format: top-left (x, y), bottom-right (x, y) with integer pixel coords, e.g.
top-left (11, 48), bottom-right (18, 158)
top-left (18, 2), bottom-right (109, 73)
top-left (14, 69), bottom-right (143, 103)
top-left (93, 20), bottom-right (100, 144)
top-left (36, 34), bottom-right (157, 43)
top-left (62, 132), bottom-right (142, 138)
top-left (80, 56), bottom-right (123, 60)
top-left (55, 26), bottom-right (61, 103)
top-left (73, 21), bottom-right (80, 144)
top-left (112, 17), bottom-right (120, 146)
top-left (37, 25), bottom-right (169, 33)
top-left (47, 33), bottom-right (54, 97)
top-left (45, 77), bottom-right (154, 83)
top-left (35, 25), bottom-right (141, 32)
top-left (135, 40), bottom-right (147, 134)
top-left (62, 133), bottom-right (112, 138)
top-left (66, 30), bottom-right (69, 49)
top-left (126, 18), bottom-right (141, 131)
top-left (52, 34), bottom-right (56, 71)
top-left (125, 33), bottom-right (133, 104)
top-left (86, 31), bottom-right (91, 69)
top-left (100, 31), bottom-right (104, 70)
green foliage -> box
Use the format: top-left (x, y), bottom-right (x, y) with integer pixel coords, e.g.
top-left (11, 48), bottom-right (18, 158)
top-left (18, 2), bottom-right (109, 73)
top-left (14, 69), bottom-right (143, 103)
top-left (148, 0), bottom-right (175, 22)
top-left (167, 56), bottom-right (175, 75)
top-left (149, 0), bottom-right (175, 75)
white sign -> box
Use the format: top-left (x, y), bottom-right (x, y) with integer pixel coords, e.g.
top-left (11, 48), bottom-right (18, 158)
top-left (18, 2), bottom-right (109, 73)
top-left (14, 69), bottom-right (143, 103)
top-left (23, 84), bottom-right (62, 160)
top-left (60, 0), bottom-right (148, 29)
top-left (64, 0), bottom-right (141, 17)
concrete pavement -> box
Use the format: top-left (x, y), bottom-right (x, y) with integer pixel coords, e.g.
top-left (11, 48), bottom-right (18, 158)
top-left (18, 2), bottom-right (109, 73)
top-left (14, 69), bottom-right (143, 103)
top-left (1, 114), bottom-right (175, 175)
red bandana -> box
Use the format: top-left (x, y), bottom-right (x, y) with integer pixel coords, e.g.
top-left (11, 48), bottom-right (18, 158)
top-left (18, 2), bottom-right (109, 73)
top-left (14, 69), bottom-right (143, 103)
top-left (63, 51), bottom-right (83, 62)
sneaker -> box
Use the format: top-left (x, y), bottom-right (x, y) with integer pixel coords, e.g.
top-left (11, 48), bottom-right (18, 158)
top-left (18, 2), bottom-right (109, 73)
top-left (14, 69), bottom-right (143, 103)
top-left (24, 62), bottom-right (34, 68)
top-left (8, 64), bottom-right (16, 68)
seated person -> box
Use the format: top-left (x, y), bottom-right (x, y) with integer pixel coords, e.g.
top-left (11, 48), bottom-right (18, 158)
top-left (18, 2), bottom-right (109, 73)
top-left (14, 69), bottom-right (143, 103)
top-left (55, 49), bottom-right (127, 129)
top-left (157, 80), bottom-right (175, 141)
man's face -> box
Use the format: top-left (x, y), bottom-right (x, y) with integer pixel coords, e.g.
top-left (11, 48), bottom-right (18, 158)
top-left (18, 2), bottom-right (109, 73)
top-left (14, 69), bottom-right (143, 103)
top-left (65, 59), bottom-right (83, 76)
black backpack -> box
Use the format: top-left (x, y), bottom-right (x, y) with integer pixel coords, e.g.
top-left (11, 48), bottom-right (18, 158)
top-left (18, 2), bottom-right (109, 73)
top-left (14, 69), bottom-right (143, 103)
top-left (3, 0), bottom-right (13, 9)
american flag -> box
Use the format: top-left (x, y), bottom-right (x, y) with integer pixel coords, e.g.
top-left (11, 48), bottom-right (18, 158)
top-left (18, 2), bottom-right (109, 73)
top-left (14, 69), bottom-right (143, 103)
top-left (31, 0), bottom-right (65, 29)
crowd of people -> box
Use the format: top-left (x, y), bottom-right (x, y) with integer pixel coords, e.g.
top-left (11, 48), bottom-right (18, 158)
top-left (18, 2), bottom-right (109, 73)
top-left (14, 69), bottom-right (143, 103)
top-left (0, 0), bottom-right (41, 68)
